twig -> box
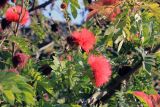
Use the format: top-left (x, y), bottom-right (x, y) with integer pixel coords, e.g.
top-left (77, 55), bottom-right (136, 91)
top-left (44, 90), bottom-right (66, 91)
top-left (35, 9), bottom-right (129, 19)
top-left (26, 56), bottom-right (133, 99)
top-left (36, 42), bottom-right (54, 59)
top-left (0, 37), bottom-right (6, 48)
top-left (87, 91), bottom-right (107, 106)
top-left (29, 0), bottom-right (54, 12)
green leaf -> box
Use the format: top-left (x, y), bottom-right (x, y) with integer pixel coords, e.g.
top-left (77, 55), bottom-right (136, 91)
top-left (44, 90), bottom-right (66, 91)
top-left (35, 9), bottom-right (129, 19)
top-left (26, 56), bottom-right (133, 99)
top-left (10, 36), bottom-right (30, 54)
top-left (23, 92), bottom-right (35, 105)
top-left (0, 72), bottom-right (35, 105)
top-left (83, 0), bottom-right (89, 6)
top-left (70, 4), bottom-right (77, 18)
top-left (38, 81), bottom-right (53, 95)
top-left (70, 0), bottom-right (80, 8)
top-left (3, 90), bottom-right (15, 105)
top-left (31, 23), bottom-right (46, 40)
top-left (64, 0), bottom-right (69, 4)
top-left (71, 104), bottom-right (81, 107)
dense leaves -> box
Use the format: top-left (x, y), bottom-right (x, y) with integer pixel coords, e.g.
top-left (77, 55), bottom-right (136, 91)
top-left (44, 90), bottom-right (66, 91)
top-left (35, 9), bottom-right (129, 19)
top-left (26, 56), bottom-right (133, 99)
top-left (0, 0), bottom-right (160, 106)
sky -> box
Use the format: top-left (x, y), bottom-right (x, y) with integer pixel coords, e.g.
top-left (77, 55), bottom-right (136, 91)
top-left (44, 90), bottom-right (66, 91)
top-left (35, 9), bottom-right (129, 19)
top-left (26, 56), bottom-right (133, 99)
top-left (38, 0), bottom-right (89, 25)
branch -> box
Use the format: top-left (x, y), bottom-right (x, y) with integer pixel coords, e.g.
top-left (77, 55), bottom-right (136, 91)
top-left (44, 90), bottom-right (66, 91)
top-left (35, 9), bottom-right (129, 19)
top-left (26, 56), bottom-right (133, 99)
top-left (29, 0), bottom-right (54, 12)
top-left (36, 42), bottom-right (54, 59)
top-left (86, 44), bottom-right (160, 105)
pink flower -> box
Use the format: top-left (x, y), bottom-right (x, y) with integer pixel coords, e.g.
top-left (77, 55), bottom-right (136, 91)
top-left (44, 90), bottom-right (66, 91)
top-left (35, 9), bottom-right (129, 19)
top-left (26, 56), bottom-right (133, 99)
top-left (0, 0), bottom-right (8, 8)
top-left (133, 91), bottom-right (154, 107)
top-left (88, 55), bottom-right (112, 87)
top-left (71, 28), bottom-right (96, 53)
top-left (12, 53), bottom-right (30, 69)
top-left (5, 6), bottom-right (29, 25)
top-left (101, 0), bottom-right (119, 5)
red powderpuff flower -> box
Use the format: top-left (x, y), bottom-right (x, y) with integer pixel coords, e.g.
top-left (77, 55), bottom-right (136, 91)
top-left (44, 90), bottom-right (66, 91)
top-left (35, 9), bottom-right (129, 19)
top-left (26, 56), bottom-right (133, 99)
top-left (5, 5), bottom-right (29, 25)
top-left (101, 0), bottom-right (119, 5)
top-left (133, 91), bottom-right (154, 107)
top-left (0, 0), bottom-right (8, 8)
top-left (88, 55), bottom-right (112, 87)
top-left (71, 28), bottom-right (96, 53)
top-left (12, 53), bottom-right (30, 69)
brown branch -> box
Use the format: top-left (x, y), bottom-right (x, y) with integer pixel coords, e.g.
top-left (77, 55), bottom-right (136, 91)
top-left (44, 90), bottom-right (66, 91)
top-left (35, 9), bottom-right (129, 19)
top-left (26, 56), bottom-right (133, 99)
top-left (86, 44), bottom-right (160, 106)
top-left (29, 0), bottom-right (54, 12)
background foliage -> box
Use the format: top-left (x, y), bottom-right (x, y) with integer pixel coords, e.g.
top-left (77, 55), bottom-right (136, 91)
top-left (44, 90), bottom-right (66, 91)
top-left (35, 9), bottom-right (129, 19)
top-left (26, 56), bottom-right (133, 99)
top-left (0, 0), bottom-right (160, 107)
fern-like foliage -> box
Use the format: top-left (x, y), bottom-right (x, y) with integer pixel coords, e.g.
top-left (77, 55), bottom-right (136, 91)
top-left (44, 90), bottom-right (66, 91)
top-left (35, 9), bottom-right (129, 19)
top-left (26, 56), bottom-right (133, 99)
top-left (0, 72), bottom-right (35, 106)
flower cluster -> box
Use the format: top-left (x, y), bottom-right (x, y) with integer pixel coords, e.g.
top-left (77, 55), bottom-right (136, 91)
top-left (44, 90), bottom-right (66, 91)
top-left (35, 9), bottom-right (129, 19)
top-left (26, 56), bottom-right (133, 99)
top-left (71, 28), bottom-right (112, 87)
top-left (1, 0), bottom-right (113, 88)
top-left (0, 1), bottom-right (30, 74)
